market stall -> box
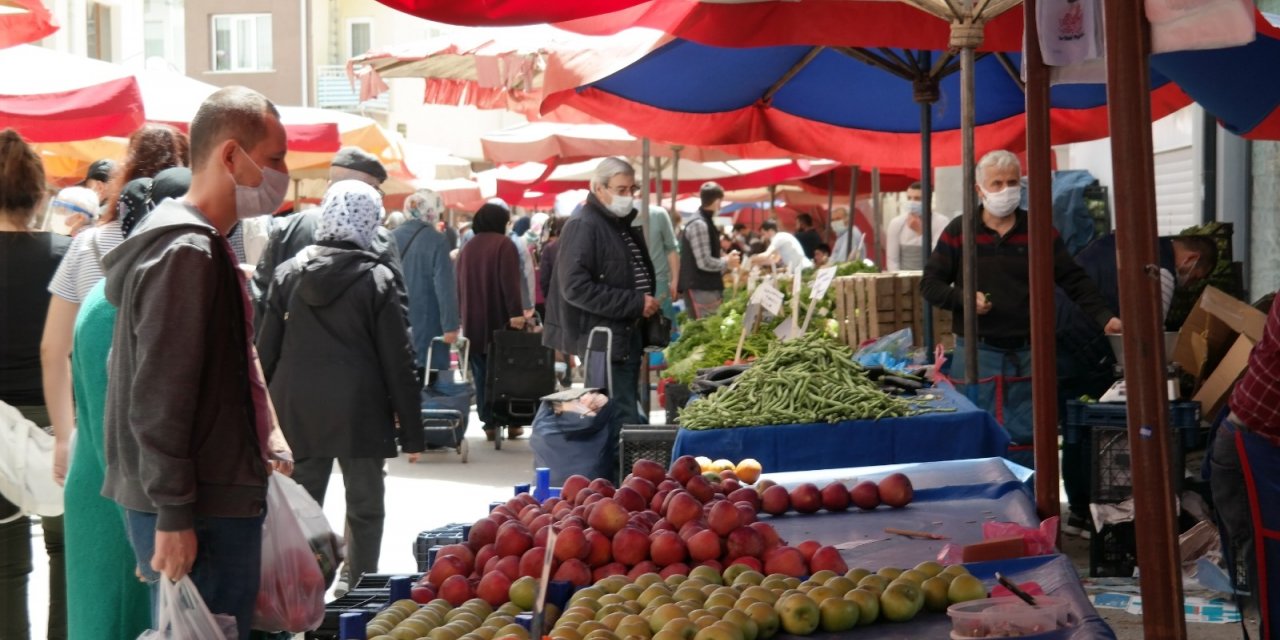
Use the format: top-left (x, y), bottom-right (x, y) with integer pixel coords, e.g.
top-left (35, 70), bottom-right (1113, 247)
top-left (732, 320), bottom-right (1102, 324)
top-left (672, 385), bottom-right (1008, 473)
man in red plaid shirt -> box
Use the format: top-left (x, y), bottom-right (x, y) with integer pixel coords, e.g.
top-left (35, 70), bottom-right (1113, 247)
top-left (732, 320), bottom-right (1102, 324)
top-left (1213, 296), bottom-right (1280, 638)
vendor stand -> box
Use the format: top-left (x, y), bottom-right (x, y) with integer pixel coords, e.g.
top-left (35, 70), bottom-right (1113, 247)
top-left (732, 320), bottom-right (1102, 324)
top-left (672, 383), bottom-right (1009, 472)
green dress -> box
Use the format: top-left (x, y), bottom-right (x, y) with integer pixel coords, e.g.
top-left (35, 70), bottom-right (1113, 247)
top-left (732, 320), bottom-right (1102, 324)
top-left (63, 280), bottom-right (150, 638)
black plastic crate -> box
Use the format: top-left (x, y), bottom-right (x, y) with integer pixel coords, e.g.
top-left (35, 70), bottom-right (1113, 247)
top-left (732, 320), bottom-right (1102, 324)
top-left (352, 573), bottom-right (424, 591)
top-left (619, 424), bottom-right (679, 480)
top-left (306, 592), bottom-right (388, 639)
top-left (664, 382), bottom-right (692, 421)
top-left (1063, 401), bottom-right (1202, 447)
top-left (1064, 400), bottom-right (1203, 504)
top-left (1090, 522), bottom-right (1137, 578)
top-left (413, 523), bottom-right (468, 572)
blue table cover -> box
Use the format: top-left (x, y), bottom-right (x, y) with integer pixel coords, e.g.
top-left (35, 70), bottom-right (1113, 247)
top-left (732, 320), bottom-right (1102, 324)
top-left (672, 384), bottom-right (1009, 473)
top-left (753, 458), bottom-right (1112, 638)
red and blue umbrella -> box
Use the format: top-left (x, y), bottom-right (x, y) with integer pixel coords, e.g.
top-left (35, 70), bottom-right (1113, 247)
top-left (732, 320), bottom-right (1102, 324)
top-left (373, 0), bottom-right (644, 26)
top-left (1152, 10), bottom-right (1280, 140)
top-left (0, 0), bottom-right (58, 49)
top-left (542, 37), bottom-right (1192, 167)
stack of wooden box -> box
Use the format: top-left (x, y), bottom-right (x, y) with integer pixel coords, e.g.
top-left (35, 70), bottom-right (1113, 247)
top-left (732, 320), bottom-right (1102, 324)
top-left (833, 271), bottom-right (953, 349)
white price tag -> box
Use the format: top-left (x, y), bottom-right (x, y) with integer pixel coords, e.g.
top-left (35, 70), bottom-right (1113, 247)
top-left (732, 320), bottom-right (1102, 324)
top-left (750, 282), bottom-right (785, 316)
top-left (809, 266), bottom-right (838, 301)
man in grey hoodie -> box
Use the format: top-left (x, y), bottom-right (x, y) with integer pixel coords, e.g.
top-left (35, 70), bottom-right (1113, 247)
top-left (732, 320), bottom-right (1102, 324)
top-left (102, 86), bottom-right (291, 639)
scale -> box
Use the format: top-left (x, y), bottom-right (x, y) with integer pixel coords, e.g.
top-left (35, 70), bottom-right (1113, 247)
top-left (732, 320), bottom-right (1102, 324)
top-left (1098, 332), bottom-right (1183, 403)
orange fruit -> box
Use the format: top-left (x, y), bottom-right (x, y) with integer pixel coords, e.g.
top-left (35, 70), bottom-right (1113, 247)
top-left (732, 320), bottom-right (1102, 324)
top-left (735, 459), bottom-right (763, 485)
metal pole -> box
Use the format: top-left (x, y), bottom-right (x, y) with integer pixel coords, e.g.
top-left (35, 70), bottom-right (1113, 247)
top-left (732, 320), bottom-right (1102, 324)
top-left (670, 146), bottom-right (682, 211)
top-left (847, 165), bottom-right (860, 261)
top-left (960, 46), bottom-right (979, 386)
top-left (871, 168), bottom-right (882, 266)
top-left (826, 171), bottom-right (836, 236)
top-left (1103, 1), bottom-right (1186, 635)
top-left (1024, 0), bottom-right (1062, 523)
top-left (768, 185), bottom-right (777, 217)
top-left (639, 138), bottom-right (652, 422)
top-left (918, 64), bottom-right (937, 355)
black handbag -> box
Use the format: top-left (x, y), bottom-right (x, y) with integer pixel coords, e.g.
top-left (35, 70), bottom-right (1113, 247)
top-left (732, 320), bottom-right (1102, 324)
top-left (641, 313), bottom-right (672, 350)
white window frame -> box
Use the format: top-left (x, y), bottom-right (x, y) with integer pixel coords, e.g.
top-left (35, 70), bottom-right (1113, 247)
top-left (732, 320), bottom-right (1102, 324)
top-left (347, 18), bottom-right (374, 60)
top-left (211, 13), bottom-right (273, 73)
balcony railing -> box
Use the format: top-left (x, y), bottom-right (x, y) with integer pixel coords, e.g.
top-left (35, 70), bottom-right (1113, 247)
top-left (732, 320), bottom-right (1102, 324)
top-left (316, 64), bottom-right (390, 112)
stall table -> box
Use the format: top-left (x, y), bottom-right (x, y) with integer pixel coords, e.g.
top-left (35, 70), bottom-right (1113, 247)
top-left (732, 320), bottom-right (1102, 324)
top-left (672, 384), bottom-right (1008, 473)
top-left (757, 458), bottom-right (1112, 639)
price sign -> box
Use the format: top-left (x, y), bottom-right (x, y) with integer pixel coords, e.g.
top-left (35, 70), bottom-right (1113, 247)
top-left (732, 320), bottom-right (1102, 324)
top-left (751, 281), bottom-right (785, 316)
top-left (809, 266), bottom-right (838, 301)
top-left (741, 303), bottom-right (761, 332)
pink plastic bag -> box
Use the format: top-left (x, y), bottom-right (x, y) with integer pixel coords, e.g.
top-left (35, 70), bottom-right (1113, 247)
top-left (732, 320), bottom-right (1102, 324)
top-left (983, 516), bottom-right (1060, 556)
top-left (252, 474), bottom-right (327, 633)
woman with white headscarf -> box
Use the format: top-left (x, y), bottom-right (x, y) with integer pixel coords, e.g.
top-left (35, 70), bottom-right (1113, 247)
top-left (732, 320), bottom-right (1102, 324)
top-left (256, 180), bottom-right (424, 587)
top-left (392, 188), bottom-right (461, 381)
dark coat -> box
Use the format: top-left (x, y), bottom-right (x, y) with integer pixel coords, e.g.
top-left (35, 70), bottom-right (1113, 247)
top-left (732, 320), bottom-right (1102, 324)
top-left (256, 242), bottom-right (424, 459)
top-left (456, 232), bottom-right (525, 355)
top-left (543, 195), bottom-right (656, 361)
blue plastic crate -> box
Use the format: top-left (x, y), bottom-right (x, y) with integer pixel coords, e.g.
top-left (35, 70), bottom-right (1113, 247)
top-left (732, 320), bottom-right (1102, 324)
top-left (1063, 400), bottom-right (1203, 449)
top-left (412, 523), bottom-right (469, 572)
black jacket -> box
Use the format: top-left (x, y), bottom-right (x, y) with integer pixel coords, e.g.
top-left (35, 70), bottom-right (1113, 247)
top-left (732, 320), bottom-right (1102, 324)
top-left (257, 242), bottom-right (424, 459)
top-left (102, 200), bottom-right (266, 531)
top-left (543, 195), bottom-right (656, 361)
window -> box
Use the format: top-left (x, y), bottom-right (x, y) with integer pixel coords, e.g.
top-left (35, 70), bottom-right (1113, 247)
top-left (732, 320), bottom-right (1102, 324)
top-left (87, 2), bottom-right (114, 61)
top-left (349, 19), bottom-right (373, 59)
top-left (212, 14), bottom-right (273, 72)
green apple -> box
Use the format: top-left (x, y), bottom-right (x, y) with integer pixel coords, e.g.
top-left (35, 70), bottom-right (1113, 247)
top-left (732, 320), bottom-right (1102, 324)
top-left (947, 574), bottom-right (987, 604)
top-left (876, 567), bottom-right (904, 581)
top-left (635, 573), bottom-right (664, 589)
top-left (818, 597), bottom-right (860, 632)
top-left (941, 564), bottom-right (971, 578)
top-left (808, 570), bottom-right (839, 584)
top-left (857, 574), bottom-right (889, 594)
top-left (690, 565), bottom-right (724, 586)
top-left (914, 561), bottom-right (944, 578)
top-left (844, 568), bottom-right (871, 583)
top-left (744, 601), bottom-right (780, 639)
top-left (721, 608), bottom-right (760, 640)
top-left (823, 576), bottom-right (857, 595)
top-left (921, 576), bottom-right (951, 612)
top-left (843, 588), bottom-right (880, 626)
top-left (740, 586), bottom-right (779, 606)
top-left (775, 594), bottom-right (821, 635)
top-left (616, 614), bottom-right (651, 638)
top-left (651, 603), bottom-right (690, 634)
top-left (661, 618), bottom-right (699, 640)
top-left (879, 583), bottom-right (923, 622)
top-left (896, 569), bottom-right (930, 586)
top-left (508, 576), bottom-right (538, 611)
top-left (732, 570), bottom-right (765, 588)
top-left (494, 623), bottom-right (530, 640)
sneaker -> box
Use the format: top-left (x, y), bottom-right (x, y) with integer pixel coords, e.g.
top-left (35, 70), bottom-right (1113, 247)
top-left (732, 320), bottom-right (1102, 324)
top-left (1062, 512), bottom-right (1093, 539)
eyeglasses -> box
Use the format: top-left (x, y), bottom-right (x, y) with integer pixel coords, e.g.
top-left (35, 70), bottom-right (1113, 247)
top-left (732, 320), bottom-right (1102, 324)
top-left (605, 185), bottom-right (639, 196)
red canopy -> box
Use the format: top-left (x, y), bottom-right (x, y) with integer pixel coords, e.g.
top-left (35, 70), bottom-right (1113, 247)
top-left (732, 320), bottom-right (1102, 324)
top-left (0, 0), bottom-right (58, 49)
top-left (374, 0), bottom-right (646, 26)
top-left (0, 45), bottom-right (143, 142)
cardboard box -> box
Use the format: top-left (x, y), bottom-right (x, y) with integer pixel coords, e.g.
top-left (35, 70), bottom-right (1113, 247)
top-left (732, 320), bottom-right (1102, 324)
top-left (1172, 286), bottom-right (1267, 419)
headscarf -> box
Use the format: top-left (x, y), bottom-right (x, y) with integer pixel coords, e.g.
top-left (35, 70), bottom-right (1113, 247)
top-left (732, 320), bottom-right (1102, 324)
top-left (317, 180), bottom-right (382, 249)
top-left (117, 167), bottom-right (192, 237)
top-left (45, 186), bottom-right (100, 235)
top-left (472, 203), bottom-right (511, 234)
top-left (512, 215), bottom-right (532, 237)
top-left (530, 212), bottom-right (549, 238)
top-left (404, 188), bottom-right (444, 224)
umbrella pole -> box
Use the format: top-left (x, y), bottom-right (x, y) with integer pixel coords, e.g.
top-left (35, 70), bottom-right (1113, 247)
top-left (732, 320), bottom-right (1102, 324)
top-left (871, 168), bottom-right (882, 266)
top-left (640, 138), bottom-right (652, 422)
top-left (768, 185), bottom-right (777, 217)
top-left (959, 45), bottom-right (979, 387)
top-left (670, 146), bottom-right (682, 211)
top-left (293, 179), bottom-right (302, 213)
top-left (918, 72), bottom-right (937, 355)
top-left (847, 165), bottom-right (860, 261)
top-left (1103, 1), bottom-right (1187, 635)
top-left (1024, 0), bottom-right (1062, 523)
top-left (826, 172), bottom-right (835, 236)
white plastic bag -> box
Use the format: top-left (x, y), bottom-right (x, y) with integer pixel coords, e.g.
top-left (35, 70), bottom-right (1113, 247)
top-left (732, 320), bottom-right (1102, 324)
top-left (1146, 0), bottom-right (1255, 54)
top-left (273, 473), bottom-right (342, 588)
top-left (137, 576), bottom-right (237, 640)
top-left (0, 402), bottom-right (64, 523)
top-left (252, 474), bottom-right (327, 633)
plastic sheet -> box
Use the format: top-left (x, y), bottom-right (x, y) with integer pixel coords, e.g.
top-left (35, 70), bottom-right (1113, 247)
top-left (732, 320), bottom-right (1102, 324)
top-left (671, 385), bottom-right (1009, 473)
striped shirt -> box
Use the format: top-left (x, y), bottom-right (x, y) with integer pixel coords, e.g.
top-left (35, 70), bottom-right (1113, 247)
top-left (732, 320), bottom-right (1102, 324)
top-left (620, 229), bottom-right (654, 294)
top-left (48, 219), bottom-right (246, 304)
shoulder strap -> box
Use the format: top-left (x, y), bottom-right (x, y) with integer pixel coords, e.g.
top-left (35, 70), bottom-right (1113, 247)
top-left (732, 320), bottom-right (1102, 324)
top-left (402, 223), bottom-right (429, 258)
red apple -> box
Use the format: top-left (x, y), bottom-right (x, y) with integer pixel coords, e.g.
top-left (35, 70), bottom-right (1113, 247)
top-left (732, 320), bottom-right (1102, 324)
top-left (475, 570), bottom-right (512, 607)
top-left (820, 481), bottom-right (850, 512)
top-left (670, 455), bottom-right (701, 484)
top-left (573, 488), bottom-right (598, 507)
top-left (553, 525), bottom-right (588, 562)
top-left (592, 562), bottom-right (627, 582)
top-left (763, 546), bottom-right (807, 577)
top-left (624, 476), bottom-right (656, 502)
top-left (727, 556), bottom-right (763, 573)
top-left (633, 459), bottom-right (668, 486)
top-left (650, 489), bottom-right (671, 513)
top-left (721, 478), bottom-right (742, 494)
top-left (687, 529), bottom-right (723, 563)
top-left (685, 475), bottom-right (715, 503)
top-left (627, 561), bottom-right (660, 580)
top-left (533, 525), bottom-right (550, 549)
top-left (727, 488), bottom-right (761, 511)
top-left (519, 504), bottom-right (543, 526)
top-left (473, 544), bottom-right (497, 575)
top-left (651, 518), bottom-right (676, 534)
top-left (494, 555), bottom-right (519, 580)
top-left (790, 483), bottom-right (822, 514)
top-left (587, 498), bottom-right (630, 537)
top-left (410, 584), bottom-right (435, 604)
top-left (519, 546), bottom-right (550, 578)
top-left (707, 500), bottom-right (742, 537)
top-left (439, 574), bottom-right (473, 607)
top-left (437, 544), bottom-right (475, 574)
top-left (611, 527), bottom-right (650, 566)
top-left (658, 479), bottom-right (681, 492)
top-left (725, 526), bottom-right (765, 560)
top-left (761, 485), bottom-right (791, 516)
top-left (749, 522), bottom-right (784, 550)
top-left (584, 529), bottom-right (612, 567)
top-left (850, 481), bottom-right (881, 511)
top-left (878, 473), bottom-right (915, 508)
top-left (494, 524), bottom-right (534, 558)
top-left (553, 558), bottom-right (592, 587)
top-left (649, 531), bottom-right (687, 567)
top-left (427, 555), bottom-right (467, 587)
top-left (809, 545), bottom-right (849, 574)
top-left (797, 540), bottom-right (821, 563)
top-left (588, 478), bottom-right (616, 498)
top-left (734, 503), bottom-right (757, 526)
top-left (468, 518), bottom-right (499, 552)
top-left (696, 559), bottom-right (723, 573)
top-left (613, 486), bottom-right (647, 513)
top-left (659, 562), bottom-right (691, 579)
top-left (678, 520), bottom-right (707, 543)
top-left (664, 492), bottom-right (703, 529)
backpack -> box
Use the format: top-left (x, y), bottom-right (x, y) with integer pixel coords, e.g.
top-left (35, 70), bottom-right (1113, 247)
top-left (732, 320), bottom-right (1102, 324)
top-left (0, 402), bottom-right (64, 523)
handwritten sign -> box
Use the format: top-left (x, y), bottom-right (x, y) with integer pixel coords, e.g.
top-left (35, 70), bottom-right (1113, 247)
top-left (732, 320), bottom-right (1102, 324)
top-left (809, 266), bottom-right (838, 301)
top-left (750, 281), bottom-right (785, 316)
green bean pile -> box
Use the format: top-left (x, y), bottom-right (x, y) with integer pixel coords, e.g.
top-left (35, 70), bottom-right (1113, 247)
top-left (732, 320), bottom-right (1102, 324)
top-left (679, 332), bottom-right (917, 430)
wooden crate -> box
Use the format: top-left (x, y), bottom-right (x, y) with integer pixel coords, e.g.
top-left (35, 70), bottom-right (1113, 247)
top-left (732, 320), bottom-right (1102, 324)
top-left (834, 273), bottom-right (952, 349)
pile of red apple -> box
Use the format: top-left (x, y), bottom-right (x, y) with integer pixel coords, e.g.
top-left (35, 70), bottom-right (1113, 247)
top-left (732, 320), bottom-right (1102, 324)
top-left (412, 456), bottom-right (915, 610)
top-left (757, 472), bottom-right (915, 516)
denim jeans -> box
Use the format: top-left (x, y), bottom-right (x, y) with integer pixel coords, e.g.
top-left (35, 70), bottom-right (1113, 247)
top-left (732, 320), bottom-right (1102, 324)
top-left (125, 509), bottom-right (265, 640)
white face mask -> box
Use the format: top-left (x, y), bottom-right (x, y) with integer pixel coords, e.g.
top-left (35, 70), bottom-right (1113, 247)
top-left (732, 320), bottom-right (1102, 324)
top-left (605, 194), bottom-right (634, 218)
top-left (233, 146), bottom-right (289, 219)
top-left (906, 200), bottom-right (922, 216)
top-left (831, 219), bottom-right (848, 233)
top-left (980, 185), bottom-right (1021, 218)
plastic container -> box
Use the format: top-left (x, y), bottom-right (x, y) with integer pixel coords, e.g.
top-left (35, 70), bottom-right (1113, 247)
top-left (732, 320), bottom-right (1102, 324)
top-left (948, 596), bottom-right (1071, 638)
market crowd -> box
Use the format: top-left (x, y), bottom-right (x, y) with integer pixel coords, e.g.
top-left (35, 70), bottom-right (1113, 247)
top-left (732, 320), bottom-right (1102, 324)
top-left (1, 85), bottom-right (1277, 638)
